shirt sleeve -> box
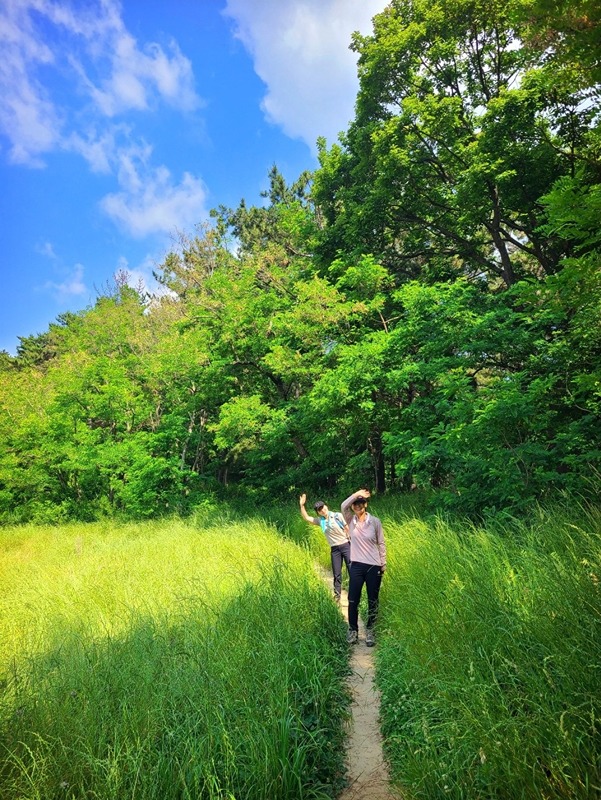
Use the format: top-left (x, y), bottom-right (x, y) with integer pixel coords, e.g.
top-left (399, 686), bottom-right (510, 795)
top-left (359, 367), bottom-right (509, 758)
top-left (375, 518), bottom-right (387, 568)
top-left (341, 493), bottom-right (359, 522)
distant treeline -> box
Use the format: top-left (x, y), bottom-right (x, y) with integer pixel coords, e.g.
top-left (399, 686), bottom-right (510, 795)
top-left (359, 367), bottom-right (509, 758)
top-left (1, 0), bottom-right (600, 523)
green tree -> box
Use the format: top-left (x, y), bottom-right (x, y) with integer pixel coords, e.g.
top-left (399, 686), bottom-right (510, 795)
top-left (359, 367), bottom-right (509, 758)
top-left (313, 0), bottom-right (594, 288)
top-left (158, 228), bottom-right (352, 492)
top-left (212, 165), bottom-right (316, 257)
top-left (518, 0), bottom-right (601, 86)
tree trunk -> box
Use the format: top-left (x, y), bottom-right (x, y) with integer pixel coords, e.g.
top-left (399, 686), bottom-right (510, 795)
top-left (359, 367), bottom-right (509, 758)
top-left (368, 431), bottom-right (386, 493)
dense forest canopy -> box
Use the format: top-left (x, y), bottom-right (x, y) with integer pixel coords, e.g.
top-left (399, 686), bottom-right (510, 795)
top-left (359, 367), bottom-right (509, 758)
top-left (1, 0), bottom-right (599, 523)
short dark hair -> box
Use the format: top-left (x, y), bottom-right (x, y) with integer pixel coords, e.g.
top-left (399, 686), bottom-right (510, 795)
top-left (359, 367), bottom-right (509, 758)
top-left (314, 500), bottom-right (325, 512)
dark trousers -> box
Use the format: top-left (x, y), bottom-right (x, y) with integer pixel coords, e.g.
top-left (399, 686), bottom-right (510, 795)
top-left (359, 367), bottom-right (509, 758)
top-left (330, 542), bottom-right (351, 599)
top-left (347, 561), bottom-right (383, 631)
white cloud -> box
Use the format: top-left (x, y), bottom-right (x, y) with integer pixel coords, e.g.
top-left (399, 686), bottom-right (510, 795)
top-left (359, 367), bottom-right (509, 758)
top-left (100, 144), bottom-right (208, 238)
top-left (0, 0), bottom-right (62, 165)
top-left (72, 28), bottom-right (201, 117)
top-left (67, 124), bottom-right (131, 174)
top-left (0, 0), bottom-right (202, 165)
top-left (36, 241), bottom-right (58, 259)
top-left (223, 0), bottom-right (386, 151)
top-left (41, 263), bottom-right (88, 300)
top-left (66, 126), bottom-right (209, 238)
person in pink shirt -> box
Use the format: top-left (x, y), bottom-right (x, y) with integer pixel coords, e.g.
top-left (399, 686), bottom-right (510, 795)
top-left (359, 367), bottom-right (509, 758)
top-left (341, 489), bottom-right (386, 646)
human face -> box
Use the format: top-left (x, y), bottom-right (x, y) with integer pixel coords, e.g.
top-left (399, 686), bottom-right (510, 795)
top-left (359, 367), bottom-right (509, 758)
top-left (351, 500), bottom-right (367, 515)
top-left (317, 504), bottom-right (329, 517)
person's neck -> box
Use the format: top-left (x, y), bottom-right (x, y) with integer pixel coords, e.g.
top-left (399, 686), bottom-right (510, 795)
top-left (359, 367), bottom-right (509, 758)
top-left (356, 510), bottom-right (367, 522)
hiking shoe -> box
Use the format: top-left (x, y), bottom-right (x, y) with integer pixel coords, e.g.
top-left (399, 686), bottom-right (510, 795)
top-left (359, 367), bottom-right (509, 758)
top-left (365, 628), bottom-right (375, 647)
top-left (347, 628), bottom-right (358, 645)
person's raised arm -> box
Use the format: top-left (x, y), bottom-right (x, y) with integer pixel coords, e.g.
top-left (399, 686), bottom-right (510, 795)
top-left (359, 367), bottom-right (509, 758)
top-left (299, 493), bottom-right (318, 524)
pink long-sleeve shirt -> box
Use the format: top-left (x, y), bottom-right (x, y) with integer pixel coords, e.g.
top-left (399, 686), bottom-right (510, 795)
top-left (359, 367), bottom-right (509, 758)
top-left (341, 493), bottom-right (386, 568)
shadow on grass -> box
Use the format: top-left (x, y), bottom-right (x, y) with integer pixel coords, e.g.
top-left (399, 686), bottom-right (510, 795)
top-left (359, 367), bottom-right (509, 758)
top-left (1, 565), bottom-right (350, 800)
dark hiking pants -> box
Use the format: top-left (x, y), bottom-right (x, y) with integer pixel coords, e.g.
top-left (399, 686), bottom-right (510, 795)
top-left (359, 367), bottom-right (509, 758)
top-left (347, 561), bottom-right (383, 631)
top-left (331, 542), bottom-right (351, 599)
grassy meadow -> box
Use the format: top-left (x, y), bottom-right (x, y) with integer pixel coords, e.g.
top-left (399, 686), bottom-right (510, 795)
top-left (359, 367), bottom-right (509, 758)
top-left (1, 498), bottom-right (600, 800)
top-left (235, 492), bottom-right (601, 797)
top-left (0, 518), bottom-right (349, 800)
top-left (375, 501), bottom-right (601, 799)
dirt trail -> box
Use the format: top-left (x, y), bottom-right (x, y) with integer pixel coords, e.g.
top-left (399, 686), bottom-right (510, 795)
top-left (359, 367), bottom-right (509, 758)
top-left (318, 566), bottom-right (401, 799)
top-left (337, 589), bottom-right (401, 800)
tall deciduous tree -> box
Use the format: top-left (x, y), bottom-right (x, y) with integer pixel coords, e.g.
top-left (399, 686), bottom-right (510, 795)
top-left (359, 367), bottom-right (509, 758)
top-left (313, 0), bottom-right (593, 288)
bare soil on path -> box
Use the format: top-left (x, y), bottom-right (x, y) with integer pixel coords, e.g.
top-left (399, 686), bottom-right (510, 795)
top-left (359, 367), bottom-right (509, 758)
top-left (319, 568), bottom-right (402, 799)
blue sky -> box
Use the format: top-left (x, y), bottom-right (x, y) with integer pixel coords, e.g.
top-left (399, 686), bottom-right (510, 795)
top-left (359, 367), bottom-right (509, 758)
top-left (0, 0), bottom-right (387, 356)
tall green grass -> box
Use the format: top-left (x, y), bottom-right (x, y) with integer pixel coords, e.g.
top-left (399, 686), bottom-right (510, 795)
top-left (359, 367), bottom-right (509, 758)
top-left (253, 503), bottom-right (338, 581)
top-left (376, 504), bottom-right (601, 798)
top-left (0, 519), bottom-right (349, 800)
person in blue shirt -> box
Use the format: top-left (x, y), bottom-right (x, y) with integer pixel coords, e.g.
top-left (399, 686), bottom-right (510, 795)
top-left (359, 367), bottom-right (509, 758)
top-left (300, 493), bottom-right (350, 604)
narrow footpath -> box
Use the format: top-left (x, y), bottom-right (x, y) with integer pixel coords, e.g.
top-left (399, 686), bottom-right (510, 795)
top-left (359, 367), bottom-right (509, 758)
top-left (318, 566), bottom-right (401, 800)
